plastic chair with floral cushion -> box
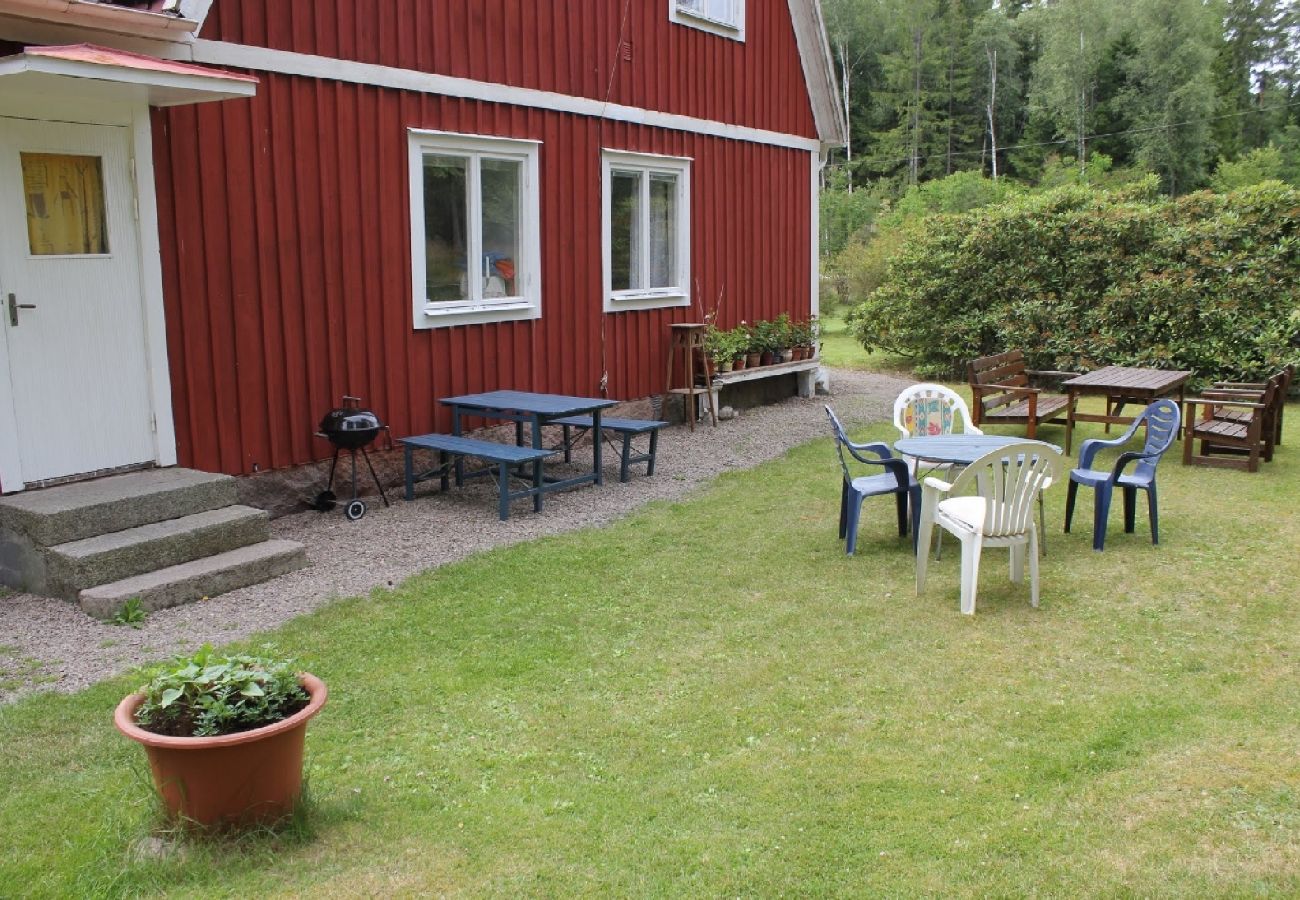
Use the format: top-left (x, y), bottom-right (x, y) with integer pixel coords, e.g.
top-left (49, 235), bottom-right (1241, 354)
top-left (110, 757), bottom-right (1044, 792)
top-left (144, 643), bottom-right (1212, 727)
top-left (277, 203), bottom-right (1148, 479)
top-left (892, 384), bottom-right (983, 477)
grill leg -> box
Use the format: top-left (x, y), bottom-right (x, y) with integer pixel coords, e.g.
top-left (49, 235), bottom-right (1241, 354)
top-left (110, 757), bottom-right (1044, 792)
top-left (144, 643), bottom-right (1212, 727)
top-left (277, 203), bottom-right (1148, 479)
top-left (325, 448), bottom-right (340, 492)
top-left (361, 446), bottom-right (389, 506)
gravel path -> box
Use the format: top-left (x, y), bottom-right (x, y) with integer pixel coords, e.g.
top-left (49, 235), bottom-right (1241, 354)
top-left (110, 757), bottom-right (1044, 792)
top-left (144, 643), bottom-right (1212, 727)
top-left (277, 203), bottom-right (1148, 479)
top-left (0, 369), bottom-right (912, 703)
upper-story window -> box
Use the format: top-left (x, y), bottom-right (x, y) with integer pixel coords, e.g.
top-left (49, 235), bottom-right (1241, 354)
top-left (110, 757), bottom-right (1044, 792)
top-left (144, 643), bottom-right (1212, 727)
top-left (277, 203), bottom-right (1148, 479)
top-left (602, 150), bottom-right (692, 313)
top-left (670, 0), bottom-right (746, 41)
top-left (408, 130), bottom-right (542, 329)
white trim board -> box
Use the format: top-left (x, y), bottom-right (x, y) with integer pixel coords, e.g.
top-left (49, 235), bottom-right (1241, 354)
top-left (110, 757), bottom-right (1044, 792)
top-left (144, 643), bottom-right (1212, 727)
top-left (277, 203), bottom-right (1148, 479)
top-left (190, 40), bottom-right (823, 153)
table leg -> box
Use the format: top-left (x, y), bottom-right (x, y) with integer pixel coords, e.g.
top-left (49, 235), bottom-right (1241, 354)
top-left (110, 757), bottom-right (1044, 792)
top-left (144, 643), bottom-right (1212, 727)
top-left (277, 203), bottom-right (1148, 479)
top-left (452, 406), bottom-right (465, 486)
top-left (516, 420), bottom-right (524, 447)
top-left (593, 409), bottom-right (604, 485)
top-left (1065, 390), bottom-right (1077, 456)
top-left (404, 444), bottom-right (415, 501)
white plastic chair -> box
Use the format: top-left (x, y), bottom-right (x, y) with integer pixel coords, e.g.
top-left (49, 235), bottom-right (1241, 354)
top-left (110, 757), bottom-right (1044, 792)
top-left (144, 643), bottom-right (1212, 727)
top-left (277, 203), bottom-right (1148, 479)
top-left (892, 384), bottom-right (983, 476)
top-left (915, 441), bottom-right (1063, 615)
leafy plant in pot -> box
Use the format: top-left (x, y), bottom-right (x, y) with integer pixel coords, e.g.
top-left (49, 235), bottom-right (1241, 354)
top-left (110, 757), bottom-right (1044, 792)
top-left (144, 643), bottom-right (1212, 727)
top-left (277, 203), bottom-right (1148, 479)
top-left (114, 646), bottom-right (327, 828)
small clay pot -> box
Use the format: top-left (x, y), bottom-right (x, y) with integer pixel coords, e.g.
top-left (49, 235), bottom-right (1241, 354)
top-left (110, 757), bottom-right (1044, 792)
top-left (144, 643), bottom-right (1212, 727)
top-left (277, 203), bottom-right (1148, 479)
top-left (732, 355), bottom-right (747, 371)
top-left (760, 351), bottom-right (775, 366)
top-left (115, 674), bottom-right (327, 828)
top-left (746, 352), bottom-right (762, 368)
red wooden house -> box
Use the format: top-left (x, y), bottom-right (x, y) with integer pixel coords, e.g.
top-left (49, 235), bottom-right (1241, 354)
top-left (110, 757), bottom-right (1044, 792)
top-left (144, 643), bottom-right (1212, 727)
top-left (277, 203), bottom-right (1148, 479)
top-left (0, 0), bottom-right (843, 493)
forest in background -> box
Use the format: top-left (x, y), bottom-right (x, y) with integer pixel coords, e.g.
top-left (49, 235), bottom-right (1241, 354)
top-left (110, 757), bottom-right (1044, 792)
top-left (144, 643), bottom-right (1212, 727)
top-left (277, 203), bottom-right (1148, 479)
top-left (820, 0), bottom-right (1300, 277)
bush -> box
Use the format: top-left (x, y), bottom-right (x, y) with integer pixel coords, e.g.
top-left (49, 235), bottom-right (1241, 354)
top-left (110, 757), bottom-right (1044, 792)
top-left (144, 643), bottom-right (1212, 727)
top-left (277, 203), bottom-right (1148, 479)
top-left (846, 179), bottom-right (1299, 382)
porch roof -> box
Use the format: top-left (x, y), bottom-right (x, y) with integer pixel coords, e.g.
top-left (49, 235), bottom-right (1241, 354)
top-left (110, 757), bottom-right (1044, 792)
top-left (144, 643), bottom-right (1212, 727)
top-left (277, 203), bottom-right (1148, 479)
top-left (0, 42), bottom-right (256, 106)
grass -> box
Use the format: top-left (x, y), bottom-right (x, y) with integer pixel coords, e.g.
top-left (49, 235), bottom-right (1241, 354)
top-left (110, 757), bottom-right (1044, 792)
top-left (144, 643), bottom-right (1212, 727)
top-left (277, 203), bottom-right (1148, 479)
top-left (1, 407), bottom-right (1298, 897)
top-left (817, 310), bottom-right (913, 375)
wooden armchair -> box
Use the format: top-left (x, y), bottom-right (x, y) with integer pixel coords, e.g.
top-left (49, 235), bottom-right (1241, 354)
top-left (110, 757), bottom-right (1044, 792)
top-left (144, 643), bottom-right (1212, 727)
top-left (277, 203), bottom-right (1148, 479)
top-left (1208, 364), bottom-right (1293, 448)
top-left (966, 350), bottom-right (1079, 439)
top-left (1183, 371), bottom-right (1286, 473)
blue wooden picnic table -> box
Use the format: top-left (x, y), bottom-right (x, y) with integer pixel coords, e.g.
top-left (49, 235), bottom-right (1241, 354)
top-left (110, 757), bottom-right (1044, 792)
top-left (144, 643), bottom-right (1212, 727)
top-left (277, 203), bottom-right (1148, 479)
top-left (439, 390), bottom-right (619, 493)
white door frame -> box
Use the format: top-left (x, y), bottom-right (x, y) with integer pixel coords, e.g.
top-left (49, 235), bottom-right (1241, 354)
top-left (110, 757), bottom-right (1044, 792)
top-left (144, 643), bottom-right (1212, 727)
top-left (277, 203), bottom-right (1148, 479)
top-left (0, 91), bottom-right (176, 492)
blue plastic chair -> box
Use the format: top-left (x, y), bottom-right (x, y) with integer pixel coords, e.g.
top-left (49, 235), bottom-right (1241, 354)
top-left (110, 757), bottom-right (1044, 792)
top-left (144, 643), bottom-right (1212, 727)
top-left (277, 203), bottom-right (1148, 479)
top-left (825, 406), bottom-right (920, 555)
top-left (1064, 399), bottom-right (1181, 551)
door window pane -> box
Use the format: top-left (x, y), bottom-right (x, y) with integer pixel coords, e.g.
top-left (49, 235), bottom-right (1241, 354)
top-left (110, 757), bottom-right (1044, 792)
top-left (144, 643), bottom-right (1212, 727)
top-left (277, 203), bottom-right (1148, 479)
top-left (422, 155), bottom-right (469, 303)
top-left (480, 158), bottom-right (522, 298)
top-left (21, 153), bottom-right (108, 256)
top-left (610, 170), bottom-right (642, 292)
top-left (648, 174), bottom-right (678, 289)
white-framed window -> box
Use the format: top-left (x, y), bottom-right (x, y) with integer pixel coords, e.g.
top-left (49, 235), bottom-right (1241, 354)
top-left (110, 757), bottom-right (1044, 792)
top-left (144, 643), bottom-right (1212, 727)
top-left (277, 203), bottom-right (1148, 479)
top-left (602, 150), bottom-right (692, 313)
top-left (408, 129), bottom-right (542, 329)
top-left (670, 0), bottom-right (745, 41)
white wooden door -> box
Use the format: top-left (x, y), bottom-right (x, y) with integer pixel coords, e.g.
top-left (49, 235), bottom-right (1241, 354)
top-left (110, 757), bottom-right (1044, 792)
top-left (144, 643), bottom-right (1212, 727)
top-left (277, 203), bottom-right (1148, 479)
top-left (0, 117), bottom-right (155, 489)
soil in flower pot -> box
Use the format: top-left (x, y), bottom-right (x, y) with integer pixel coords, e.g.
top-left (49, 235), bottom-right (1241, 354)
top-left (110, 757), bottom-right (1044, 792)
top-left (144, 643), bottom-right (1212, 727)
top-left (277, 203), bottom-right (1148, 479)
top-left (115, 674), bottom-right (327, 828)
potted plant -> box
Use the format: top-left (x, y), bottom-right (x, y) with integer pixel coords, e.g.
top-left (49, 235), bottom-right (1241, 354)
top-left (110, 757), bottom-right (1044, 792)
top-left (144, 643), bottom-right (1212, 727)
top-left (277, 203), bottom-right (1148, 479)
top-left (774, 313), bottom-right (795, 363)
top-left (790, 319), bottom-right (811, 360)
top-left (114, 645), bottom-right (327, 828)
top-left (742, 322), bottom-right (762, 368)
top-left (704, 324), bottom-right (734, 373)
top-left (730, 326), bottom-right (748, 370)
top-left (753, 319), bottom-right (778, 366)
top-left (807, 314), bottom-right (821, 358)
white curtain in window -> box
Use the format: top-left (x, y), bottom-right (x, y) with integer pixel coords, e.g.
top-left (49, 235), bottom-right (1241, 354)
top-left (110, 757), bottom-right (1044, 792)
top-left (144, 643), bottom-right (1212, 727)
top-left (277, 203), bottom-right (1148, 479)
top-left (680, 0), bottom-right (735, 25)
top-left (648, 174), bottom-right (677, 289)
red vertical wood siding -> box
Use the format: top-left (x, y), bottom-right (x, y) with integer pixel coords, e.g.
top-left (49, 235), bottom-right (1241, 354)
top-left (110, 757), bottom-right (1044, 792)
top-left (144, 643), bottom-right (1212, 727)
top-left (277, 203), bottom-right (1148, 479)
top-left (155, 76), bottom-right (812, 476)
top-left (201, 0), bottom-right (818, 140)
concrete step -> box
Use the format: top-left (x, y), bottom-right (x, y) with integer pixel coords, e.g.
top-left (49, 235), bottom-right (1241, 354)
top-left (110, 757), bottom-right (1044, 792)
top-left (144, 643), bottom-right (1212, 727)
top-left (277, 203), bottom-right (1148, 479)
top-left (0, 468), bottom-right (237, 547)
top-left (79, 539), bottom-right (308, 619)
top-left (45, 506), bottom-right (270, 600)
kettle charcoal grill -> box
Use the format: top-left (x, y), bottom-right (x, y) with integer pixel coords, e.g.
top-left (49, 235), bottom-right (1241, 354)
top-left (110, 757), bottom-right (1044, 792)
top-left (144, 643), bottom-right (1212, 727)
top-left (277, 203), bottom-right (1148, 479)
top-left (314, 395), bottom-right (391, 520)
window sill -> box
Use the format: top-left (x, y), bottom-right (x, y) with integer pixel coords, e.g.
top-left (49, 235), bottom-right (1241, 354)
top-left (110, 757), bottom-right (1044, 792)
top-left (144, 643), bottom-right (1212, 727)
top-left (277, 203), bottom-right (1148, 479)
top-left (604, 291), bottom-right (691, 313)
top-left (415, 300), bottom-right (540, 330)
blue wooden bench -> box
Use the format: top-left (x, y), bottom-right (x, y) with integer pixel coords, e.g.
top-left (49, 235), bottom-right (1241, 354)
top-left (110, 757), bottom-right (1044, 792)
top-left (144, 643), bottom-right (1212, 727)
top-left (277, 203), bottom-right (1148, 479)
top-left (398, 433), bottom-right (555, 520)
top-left (549, 416), bottom-right (667, 482)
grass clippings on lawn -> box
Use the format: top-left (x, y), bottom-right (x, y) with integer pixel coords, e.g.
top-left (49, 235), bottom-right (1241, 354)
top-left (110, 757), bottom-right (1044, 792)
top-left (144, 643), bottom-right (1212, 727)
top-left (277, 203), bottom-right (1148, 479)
top-left (0, 412), bottom-right (1297, 898)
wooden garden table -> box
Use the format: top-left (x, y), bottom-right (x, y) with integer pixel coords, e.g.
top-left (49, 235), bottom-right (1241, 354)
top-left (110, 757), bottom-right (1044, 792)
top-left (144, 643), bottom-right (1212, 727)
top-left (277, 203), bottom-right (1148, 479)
top-left (1062, 366), bottom-right (1190, 455)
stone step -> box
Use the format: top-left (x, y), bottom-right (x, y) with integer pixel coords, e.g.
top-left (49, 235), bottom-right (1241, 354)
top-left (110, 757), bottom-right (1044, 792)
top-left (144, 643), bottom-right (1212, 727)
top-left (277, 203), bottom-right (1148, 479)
top-left (45, 506), bottom-right (270, 600)
top-left (0, 468), bottom-right (237, 547)
top-left (79, 540), bottom-right (308, 619)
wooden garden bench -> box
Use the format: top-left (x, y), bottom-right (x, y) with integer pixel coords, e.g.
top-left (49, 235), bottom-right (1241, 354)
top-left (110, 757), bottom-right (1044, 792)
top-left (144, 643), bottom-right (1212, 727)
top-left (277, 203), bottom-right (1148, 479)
top-left (1183, 368), bottom-right (1287, 473)
top-left (398, 433), bottom-right (555, 520)
top-left (967, 350), bottom-right (1078, 439)
top-left (549, 415), bottom-right (667, 482)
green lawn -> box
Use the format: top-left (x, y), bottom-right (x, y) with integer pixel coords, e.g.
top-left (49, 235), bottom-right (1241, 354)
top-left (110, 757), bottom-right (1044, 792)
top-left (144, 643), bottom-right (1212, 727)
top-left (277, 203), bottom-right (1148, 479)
top-left (817, 311), bottom-right (914, 376)
top-left (1, 408), bottom-right (1298, 897)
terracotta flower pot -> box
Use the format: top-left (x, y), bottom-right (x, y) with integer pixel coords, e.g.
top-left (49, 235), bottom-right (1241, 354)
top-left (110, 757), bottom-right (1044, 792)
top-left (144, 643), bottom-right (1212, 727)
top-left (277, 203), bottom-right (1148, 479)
top-left (746, 352), bottom-right (762, 368)
top-left (732, 355), bottom-right (747, 371)
top-left (760, 351), bottom-right (775, 366)
top-left (114, 673), bottom-right (327, 828)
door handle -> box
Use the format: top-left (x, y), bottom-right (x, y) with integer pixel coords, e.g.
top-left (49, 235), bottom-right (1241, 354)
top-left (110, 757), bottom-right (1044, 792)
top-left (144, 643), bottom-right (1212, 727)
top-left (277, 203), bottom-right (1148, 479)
top-left (7, 293), bottom-right (36, 327)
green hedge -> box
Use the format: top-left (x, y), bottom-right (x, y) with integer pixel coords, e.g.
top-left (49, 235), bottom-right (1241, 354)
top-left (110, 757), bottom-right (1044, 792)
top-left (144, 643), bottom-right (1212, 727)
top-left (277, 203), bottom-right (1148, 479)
top-left (846, 178), bottom-right (1300, 382)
